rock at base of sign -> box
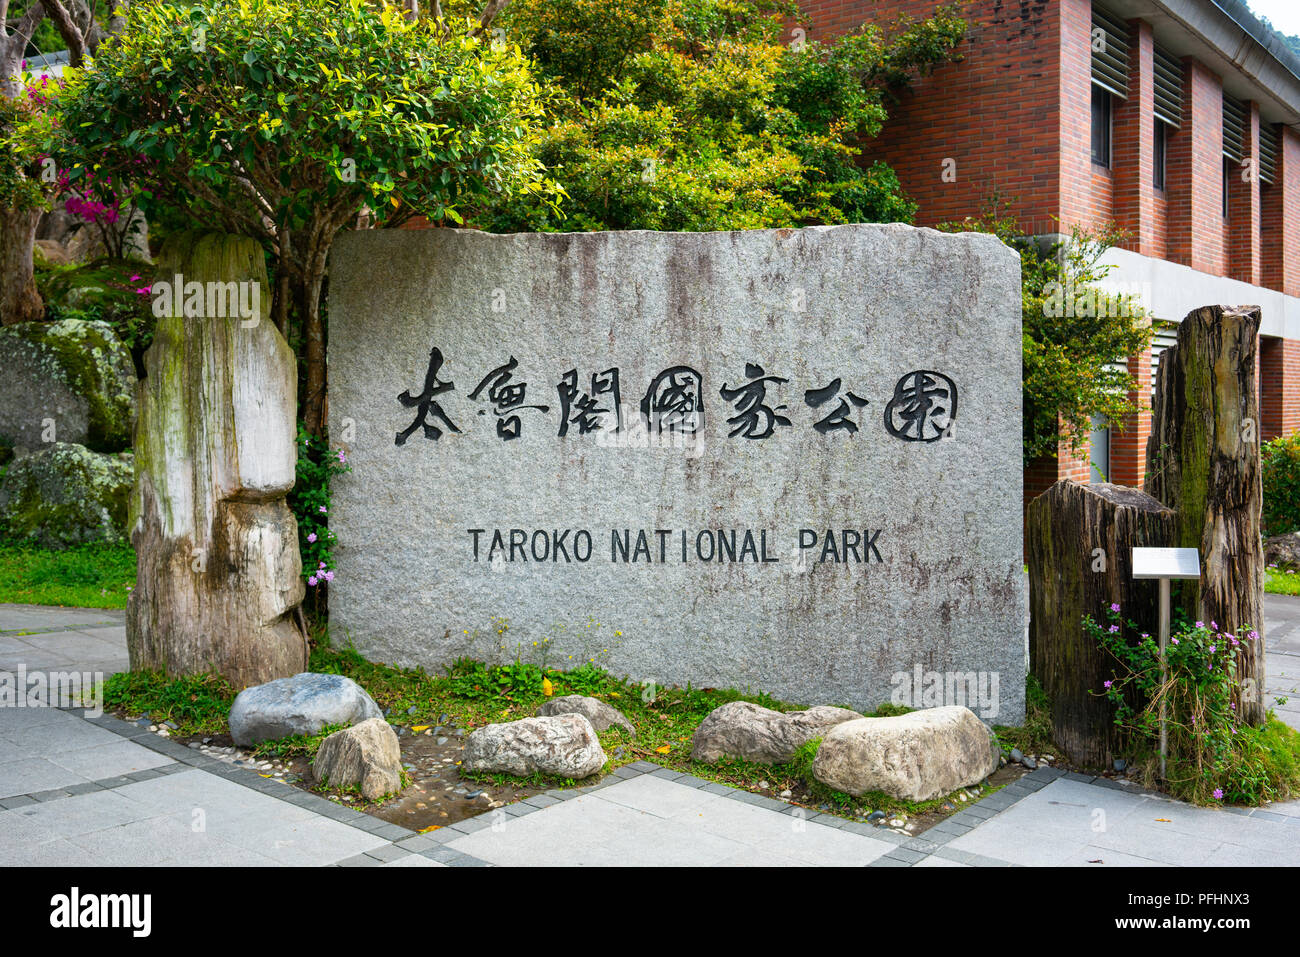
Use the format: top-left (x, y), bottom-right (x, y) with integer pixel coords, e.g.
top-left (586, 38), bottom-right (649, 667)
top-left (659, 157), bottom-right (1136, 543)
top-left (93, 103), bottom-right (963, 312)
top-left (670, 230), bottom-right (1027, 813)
top-left (462, 713), bottom-right (606, 779)
top-left (691, 700), bottom-right (862, 765)
top-left (312, 718), bottom-right (403, 800)
top-left (812, 706), bottom-right (1000, 802)
top-left (536, 695), bottom-right (635, 737)
top-left (228, 673), bottom-right (382, 746)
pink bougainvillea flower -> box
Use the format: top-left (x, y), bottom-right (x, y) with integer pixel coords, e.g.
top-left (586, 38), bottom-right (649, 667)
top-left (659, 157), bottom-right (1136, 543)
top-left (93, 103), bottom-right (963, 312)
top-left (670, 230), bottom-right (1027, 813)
top-left (307, 576), bottom-right (318, 586)
top-left (306, 532), bottom-right (317, 543)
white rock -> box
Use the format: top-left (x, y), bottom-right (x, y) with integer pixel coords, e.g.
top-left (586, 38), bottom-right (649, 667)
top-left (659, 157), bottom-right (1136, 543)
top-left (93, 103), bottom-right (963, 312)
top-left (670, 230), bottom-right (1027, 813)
top-left (812, 706), bottom-right (1000, 802)
top-left (462, 713), bottom-right (606, 779)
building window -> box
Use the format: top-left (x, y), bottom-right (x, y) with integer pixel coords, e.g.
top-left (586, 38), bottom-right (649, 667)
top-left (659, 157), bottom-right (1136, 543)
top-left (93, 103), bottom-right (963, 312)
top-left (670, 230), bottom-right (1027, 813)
top-left (1223, 159), bottom-right (1231, 219)
top-left (1092, 86), bottom-right (1112, 168)
top-left (1154, 118), bottom-right (1167, 191)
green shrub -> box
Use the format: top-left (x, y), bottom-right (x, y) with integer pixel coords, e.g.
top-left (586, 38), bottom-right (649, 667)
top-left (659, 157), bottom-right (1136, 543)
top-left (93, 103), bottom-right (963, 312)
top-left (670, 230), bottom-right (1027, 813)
top-left (1088, 605), bottom-right (1297, 805)
top-left (485, 0), bottom-right (965, 232)
top-left (1262, 431), bottom-right (1300, 537)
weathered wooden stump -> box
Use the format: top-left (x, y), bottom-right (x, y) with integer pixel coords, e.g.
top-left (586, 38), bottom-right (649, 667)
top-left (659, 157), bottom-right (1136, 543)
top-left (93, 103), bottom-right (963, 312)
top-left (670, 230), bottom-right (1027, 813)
top-left (1027, 480), bottom-right (1175, 766)
top-left (126, 231), bottom-right (307, 688)
top-left (1145, 304), bottom-right (1266, 725)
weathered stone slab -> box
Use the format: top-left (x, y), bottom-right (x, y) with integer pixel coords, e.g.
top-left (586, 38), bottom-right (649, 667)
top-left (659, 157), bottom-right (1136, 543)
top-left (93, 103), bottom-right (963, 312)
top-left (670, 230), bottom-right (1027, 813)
top-left (328, 225), bottom-right (1025, 720)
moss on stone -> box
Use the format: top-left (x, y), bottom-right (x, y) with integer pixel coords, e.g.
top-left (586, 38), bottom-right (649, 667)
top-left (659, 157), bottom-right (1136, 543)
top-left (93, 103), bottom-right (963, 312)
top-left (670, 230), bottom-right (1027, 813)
top-left (0, 442), bottom-right (134, 549)
top-left (0, 319), bottom-right (136, 452)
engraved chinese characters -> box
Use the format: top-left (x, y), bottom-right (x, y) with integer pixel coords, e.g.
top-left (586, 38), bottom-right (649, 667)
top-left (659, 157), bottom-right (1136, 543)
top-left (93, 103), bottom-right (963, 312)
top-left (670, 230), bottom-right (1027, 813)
top-left (397, 348), bottom-right (958, 446)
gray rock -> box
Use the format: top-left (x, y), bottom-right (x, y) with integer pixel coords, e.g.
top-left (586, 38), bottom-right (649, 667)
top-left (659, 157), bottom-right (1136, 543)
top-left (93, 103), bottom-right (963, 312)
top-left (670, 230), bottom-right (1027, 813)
top-left (1265, 532), bottom-right (1300, 571)
top-left (536, 694), bottom-right (635, 736)
top-left (312, 718), bottom-right (403, 800)
top-left (228, 673), bottom-right (382, 746)
top-left (326, 225), bottom-right (1027, 722)
top-left (1009, 748), bottom-right (1024, 762)
top-left (34, 239), bottom-right (71, 265)
top-left (1113, 758), bottom-right (1127, 772)
top-left (691, 700), bottom-right (861, 764)
top-left (461, 713), bottom-right (606, 779)
top-left (0, 443), bottom-right (133, 547)
top-left (812, 706), bottom-right (1001, 802)
top-left (0, 319), bottom-right (136, 452)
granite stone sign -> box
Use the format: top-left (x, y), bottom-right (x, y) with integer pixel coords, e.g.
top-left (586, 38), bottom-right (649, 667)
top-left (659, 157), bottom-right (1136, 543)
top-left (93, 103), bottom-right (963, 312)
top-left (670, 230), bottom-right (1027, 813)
top-left (328, 224), bottom-right (1026, 721)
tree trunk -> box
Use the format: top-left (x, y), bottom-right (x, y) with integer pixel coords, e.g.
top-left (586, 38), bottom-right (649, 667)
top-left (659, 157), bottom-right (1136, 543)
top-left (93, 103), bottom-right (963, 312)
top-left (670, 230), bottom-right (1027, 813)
top-left (0, 205), bottom-right (43, 326)
top-left (127, 231), bottom-right (308, 688)
top-left (1145, 304), bottom-right (1266, 725)
top-left (1028, 480), bottom-right (1176, 767)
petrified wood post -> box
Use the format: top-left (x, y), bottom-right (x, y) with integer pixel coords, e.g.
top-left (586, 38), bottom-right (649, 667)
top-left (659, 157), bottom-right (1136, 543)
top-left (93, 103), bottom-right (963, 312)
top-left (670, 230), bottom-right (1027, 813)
top-left (1027, 480), bottom-right (1175, 766)
top-left (1145, 305), bottom-right (1266, 725)
top-left (127, 231), bottom-right (307, 688)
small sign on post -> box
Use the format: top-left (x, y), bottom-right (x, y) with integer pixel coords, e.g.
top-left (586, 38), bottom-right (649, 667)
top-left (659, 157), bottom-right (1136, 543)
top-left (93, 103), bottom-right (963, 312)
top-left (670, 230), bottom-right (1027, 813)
top-left (1132, 547), bottom-right (1201, 779)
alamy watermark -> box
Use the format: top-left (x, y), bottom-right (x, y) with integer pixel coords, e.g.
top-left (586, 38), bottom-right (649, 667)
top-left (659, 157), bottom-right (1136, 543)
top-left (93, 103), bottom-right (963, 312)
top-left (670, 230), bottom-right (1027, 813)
top-left (890, 665), bottom-right (1000, 719)
top-left (150, 272), bottom-right (261, 326)
top-left (1041, 279), bottom-right (1149, 319)
top-left (0, 666), bottom-right (103, 717)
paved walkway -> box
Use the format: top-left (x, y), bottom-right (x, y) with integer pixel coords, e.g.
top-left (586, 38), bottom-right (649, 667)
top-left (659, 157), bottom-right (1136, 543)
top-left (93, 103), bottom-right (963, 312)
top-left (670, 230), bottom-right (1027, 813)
top-left (3, 599), bottom-right (1299, 867)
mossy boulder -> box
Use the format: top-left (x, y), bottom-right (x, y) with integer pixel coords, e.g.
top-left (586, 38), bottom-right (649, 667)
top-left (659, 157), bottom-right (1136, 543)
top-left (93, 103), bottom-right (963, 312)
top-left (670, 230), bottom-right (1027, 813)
top-left (0, 443), bottom-right (134, 548)
top-left (0, 319), bottom-right (137, 453)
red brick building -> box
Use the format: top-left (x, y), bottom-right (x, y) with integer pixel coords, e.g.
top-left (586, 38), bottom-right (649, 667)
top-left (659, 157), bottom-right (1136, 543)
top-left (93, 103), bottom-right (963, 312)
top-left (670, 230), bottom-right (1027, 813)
top-left (798, 0), bottom-right (1300, 505)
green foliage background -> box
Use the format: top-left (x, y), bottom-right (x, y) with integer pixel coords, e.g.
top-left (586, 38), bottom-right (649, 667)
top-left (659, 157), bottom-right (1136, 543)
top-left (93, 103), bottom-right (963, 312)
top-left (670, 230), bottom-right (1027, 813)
top-left (1263, 431), bottom-right (1300, 538)
top-left (942, 207), bottom-right (1154, 467)
top-left (482, 0), bottom-right (965, 231)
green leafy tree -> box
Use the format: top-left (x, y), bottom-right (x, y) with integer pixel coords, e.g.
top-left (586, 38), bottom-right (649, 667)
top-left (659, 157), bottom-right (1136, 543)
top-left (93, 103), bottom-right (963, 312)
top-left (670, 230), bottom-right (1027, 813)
top-left (50, 0), bottom-right (557, 434)
top-left (943, 206), bottom-right (1154, 468)
top-left (483, 0), bottom-right (965, 232)
top-left (1, 0), bottom-right (112, 327)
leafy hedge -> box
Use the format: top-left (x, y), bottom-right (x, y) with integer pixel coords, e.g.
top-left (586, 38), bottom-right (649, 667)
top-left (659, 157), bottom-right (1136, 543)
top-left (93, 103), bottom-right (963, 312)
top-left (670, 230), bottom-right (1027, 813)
top-left (1263, 431), bottom-right (1300, 537)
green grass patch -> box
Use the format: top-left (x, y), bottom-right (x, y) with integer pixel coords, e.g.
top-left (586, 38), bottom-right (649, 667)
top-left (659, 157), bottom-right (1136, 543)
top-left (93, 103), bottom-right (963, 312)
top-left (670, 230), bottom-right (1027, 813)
top-left (993, 674), bottom-right (1055, 757)
top-left (98, 627), bottom-right (1011, 819)
top-left (1266, 567), bottom-right (1300, 596)
top-left (0, 542), bottom-right (136, 608)
top-left (101, 670), bottom-right (234, 736)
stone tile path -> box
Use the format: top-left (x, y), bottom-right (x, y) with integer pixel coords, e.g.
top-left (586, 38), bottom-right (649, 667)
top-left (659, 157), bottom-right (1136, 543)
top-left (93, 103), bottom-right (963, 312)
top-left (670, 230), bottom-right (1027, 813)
top-left (2, 599), bottom-right (1298, 867)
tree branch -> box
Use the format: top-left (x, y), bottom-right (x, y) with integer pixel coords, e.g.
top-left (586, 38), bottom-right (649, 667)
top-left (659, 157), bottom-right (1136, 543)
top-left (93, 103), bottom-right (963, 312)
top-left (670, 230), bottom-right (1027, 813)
top-left (37, 0), bottom-right (84, 66)
top-left (475, 0), bottom-right (510, 35)
top-left (13, 2), bottom-right (46, 46)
